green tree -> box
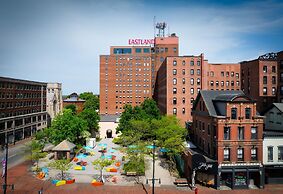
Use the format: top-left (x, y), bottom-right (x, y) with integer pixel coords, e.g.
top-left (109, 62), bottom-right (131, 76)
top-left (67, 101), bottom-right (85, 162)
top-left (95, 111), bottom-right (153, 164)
top-left (49, 109), bottom-right (88, 145)
top-left (64, 104), bottom-right (77, 114)
top-left (79, 108), bottom-right (100, 137)
top-left (48, 159), bottom-right (72, 180)
top-left (79, 92), bottom-right (99, 110)
top-left (25, 140), bottom-right (46, 171)
top-left (92, 159), bottom-right (114, 182)
top-left (140, 99), bottom-right (161, 120)
top-left (154, 116), bottom-right (187, 156)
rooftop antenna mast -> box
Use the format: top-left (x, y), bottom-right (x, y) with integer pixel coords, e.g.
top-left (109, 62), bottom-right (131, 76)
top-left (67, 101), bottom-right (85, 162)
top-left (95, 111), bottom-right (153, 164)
top-left (153, 16), bottom-right (156, 38)
top-left (155, 22), bottom-right (167, 37)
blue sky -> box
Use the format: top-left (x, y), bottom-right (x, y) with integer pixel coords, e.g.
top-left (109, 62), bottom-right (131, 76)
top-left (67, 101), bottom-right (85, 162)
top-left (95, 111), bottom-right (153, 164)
top-left (0, 0), bottom-right (283, 94)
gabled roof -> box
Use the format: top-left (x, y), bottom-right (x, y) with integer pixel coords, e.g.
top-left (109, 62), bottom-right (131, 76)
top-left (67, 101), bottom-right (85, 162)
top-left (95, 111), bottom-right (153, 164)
top-left (262, 103), bottom-right (283, 114)
top-left (52, 140), bottom-right (76, 151)
top-left (193, 90), bottom-right (245, 117)
top-left (100, 114), bottom-right (120, 122)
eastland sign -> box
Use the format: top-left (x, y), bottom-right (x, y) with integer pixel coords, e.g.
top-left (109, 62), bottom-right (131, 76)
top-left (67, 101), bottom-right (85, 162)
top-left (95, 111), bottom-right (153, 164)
top-left (128, 39), bottom-right (154, 45)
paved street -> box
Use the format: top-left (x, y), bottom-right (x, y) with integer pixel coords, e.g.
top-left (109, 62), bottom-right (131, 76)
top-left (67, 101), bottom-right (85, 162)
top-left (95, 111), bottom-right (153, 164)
top-left (1, 161), bottom-right (283, 194)
top-left (0, 139), bottom-right (30, 170)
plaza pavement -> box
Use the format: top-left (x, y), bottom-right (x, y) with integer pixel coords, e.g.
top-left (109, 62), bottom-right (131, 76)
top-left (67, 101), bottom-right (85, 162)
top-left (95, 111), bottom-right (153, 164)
top-left (2, 161), bottom-right (283, 194)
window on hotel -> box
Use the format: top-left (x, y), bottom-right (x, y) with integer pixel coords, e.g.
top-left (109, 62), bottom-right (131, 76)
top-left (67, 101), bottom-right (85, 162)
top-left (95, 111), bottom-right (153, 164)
top-left (173, 47), bottom-right (177, 53)
top-left (272, 76), bottom-right (276, 84)
top-left (173, 88), bottom-right (177, 94)
top-left (173, 60), bottom-right (177, 66)
top-left (197, 78), bottom-right (201, 85)
top-left (251, 148), bottom-right (257, 161)
top-left (224, 148), bottom-right (230, 161)
top-left (182, 108), bottom-right (185, 114)
top-left (197, 61), bottom-right (201, 66)
top-left (173, 69), bottom-right (177, 75)
top-left (190, 61), bottom-right (194, 66)
top-left (221, 81), bottom-right (224, 86)
top-left (182, 60), bottom-right (186, 65)
top-left (272, 66), bottom-right (276, 73)
top-left (263, 66), bottom-right (267, 73)
top-left (237, 148), bottom-right (244, 161)
top-left (231, 72), bottom-right (234, 77)
top-left (245, 108), bottom-right (251, 119)
top-left (224, 127), bottom-right (230, 140)
top-left (173, 108), bottom-right (177, 115)
top-left (221, 72), bottom-right (224, 77)
top-left (143, 48), bottom-right (150, 53)
top-left (182, 88), bottom-right (185, 94)
top-left (238, 127), bottom-right (244, 140)
top-left (268, 147), bottom-right (273, 161)
top-left (236, 73), bottom-right (239, 78)
top-left (210, 71), bottom-right (214, 77)
top-left (135, 48), bottom-right (142, 53)
top-left (263, 87), bottom-right (267, 95)
top-left (190, 78), bottom-right (194, 85)
top-left (182, 69), bottom-right (185, 75)
top-left (160, 57), bottom-right (164, 62)
top-left (182, 78), bottom-right (185, 84)
top-left (216, 81), bottom-right (219, 87)
top-left (278, 147), bottom-right (283, 161)
top-left (197, 69), bottom-right (201, 75)
top-left (190, 69), bottom-right (194, 75)
top-left (226, 72), bottom-right (229, 77)
top-left (263, 76), bottom-right (267, 84)
top-left (173, 78), bottom-right (177, 85)
top-left (231, 81), bottom-right (234, 87)
top-left (231, 108), bottom-right (237, 119)
top-left (182, 98), bottom-right (185, 104)
top-left (226, 81), bottom-right (229, 86)
top-left (190, 88), bottom-right (194, 94)
top-left (173, 97), bottom-right (177, 105)
top-left (210, 81), bottom-right (214, 87)
top-left (251, 127), bottom-right (257, 139)
top-left (272, 87), bottom-right (276, 95)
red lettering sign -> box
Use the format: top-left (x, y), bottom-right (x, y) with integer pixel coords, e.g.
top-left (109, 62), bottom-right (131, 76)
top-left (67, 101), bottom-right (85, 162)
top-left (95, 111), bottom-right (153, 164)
top-left (128, 39), bottom-right (154, 45)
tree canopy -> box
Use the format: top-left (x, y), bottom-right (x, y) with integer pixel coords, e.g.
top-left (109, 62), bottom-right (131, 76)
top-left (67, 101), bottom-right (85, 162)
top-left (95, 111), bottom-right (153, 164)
top-left (64, 104), bottom-right (77, 114)
top-left (47, 109), bottom-right (89, 145)
top-left (115, 99), bottom-right (187, 156)
top-left (79, 92), bottom-right (99, 111)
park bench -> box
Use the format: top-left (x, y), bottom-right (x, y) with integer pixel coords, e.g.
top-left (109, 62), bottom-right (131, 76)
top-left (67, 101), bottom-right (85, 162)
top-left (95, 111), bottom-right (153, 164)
top-left (126, 172), bottom-right (137, 176)
top-left (174, 178), bottom-right (189, 187)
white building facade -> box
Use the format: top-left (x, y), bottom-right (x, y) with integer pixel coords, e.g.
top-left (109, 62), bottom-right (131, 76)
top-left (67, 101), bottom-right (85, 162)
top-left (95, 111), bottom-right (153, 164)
top-left (46, 83), bottom-right (63, 120)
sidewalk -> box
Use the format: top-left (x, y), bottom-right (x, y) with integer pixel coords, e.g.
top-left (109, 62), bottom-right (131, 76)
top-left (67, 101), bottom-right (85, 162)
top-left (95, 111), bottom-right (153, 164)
top-left (144, 155), bottom-right (175, 186)
top-left (2, 161), bottom-right (283, 194)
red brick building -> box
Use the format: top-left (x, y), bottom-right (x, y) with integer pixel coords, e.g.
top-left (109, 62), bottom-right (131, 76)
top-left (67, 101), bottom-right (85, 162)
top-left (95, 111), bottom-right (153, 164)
top-left (188, 90), bottom-right (264, 189)
top-left (99, 34), bottom-right (179, 115)
top-left (202, 63), bottom-right (241, 91)
top-left (154, 55), bottom-right (241, 125)
top-left (240, 53), bottom-right (278, 113)
top-left (277, 51), bottom-right (283, 103)
top-left (63, 93), bottom-right (85, 113)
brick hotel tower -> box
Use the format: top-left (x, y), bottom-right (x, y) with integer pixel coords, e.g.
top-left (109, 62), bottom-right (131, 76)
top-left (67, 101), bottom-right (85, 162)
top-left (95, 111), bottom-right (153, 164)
top-left (154, 56), bottom-right (241, 125)
top-left (240, 53), bottom-right (278, 113)
top-left (99, 30), bottom-right (179, 115)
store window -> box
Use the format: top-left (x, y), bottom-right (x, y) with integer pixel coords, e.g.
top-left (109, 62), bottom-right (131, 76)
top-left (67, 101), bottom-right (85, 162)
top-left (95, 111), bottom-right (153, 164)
top-left (278, 146), bottom-right (283, 161)
top-left (268, 146), bottom-right (273, 161)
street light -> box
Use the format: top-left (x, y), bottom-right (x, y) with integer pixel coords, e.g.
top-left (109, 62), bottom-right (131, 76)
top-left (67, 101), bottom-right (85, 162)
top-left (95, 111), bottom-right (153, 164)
top-left (146, 140), bottom-right (161, 194)
top-left (2, 134), bottom-right (14, 194)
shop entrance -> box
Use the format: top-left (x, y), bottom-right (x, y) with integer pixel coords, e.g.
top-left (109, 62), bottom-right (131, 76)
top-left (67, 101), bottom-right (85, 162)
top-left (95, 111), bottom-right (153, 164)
top-left (220, 172), bottom-right (232, 188)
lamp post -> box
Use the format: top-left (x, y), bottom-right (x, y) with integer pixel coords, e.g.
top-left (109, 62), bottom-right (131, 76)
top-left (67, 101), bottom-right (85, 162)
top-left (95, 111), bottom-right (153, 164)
top-left (152, 140), bottom-right (155, 194)
top-left (2, 134), bottom-right (14, 194)
top-left (145, 140), bottom-right (160, 194)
